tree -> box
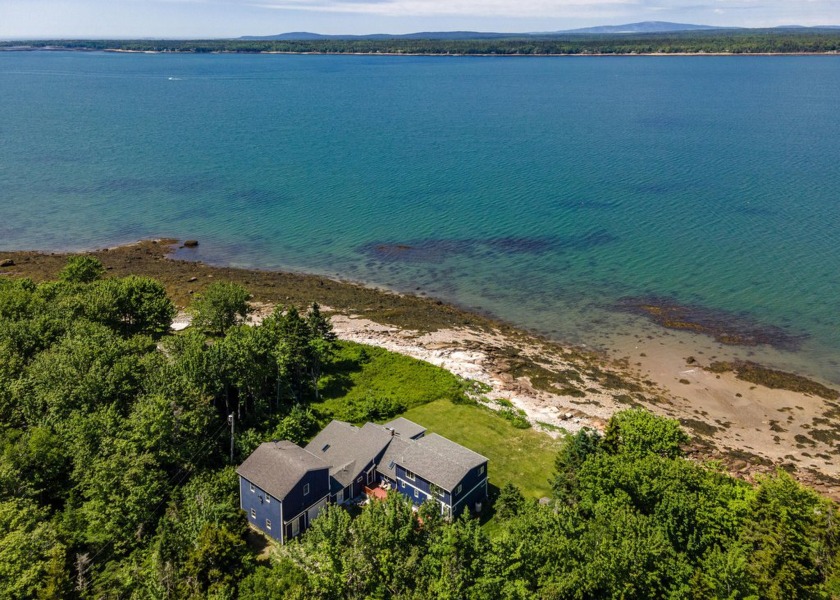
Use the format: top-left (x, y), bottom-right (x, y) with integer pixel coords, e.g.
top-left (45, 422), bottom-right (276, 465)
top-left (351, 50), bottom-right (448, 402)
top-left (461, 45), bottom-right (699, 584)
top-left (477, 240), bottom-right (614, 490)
top-left (87, 276), bottom-right (175, 338)
top-left (59, 256), bottom-right (105, 284)
top-left (189, 282), bottom-right (251, 336)
top-left (0, 499), bottom-right (69, 599)
top-left (495, 483), bottom-right (526, 520)
top-left (602, 408), bottom-right (688, 459)
top-left (182, 523), bottom-right (250, 597)
top-left (551, 427), bottom-right (602, 504)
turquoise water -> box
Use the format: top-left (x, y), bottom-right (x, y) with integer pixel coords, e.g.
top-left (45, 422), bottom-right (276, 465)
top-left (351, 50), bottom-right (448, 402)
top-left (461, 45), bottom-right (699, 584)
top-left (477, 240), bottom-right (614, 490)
top-left (2, 52), bottom-right (840, 379)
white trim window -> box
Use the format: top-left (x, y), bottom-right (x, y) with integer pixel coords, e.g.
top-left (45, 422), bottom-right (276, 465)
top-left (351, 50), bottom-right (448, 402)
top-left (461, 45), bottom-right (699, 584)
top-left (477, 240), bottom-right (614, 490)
top-left (404, 470), bottom-right (416, 481)
top-left (266, 494), bottom-right (271, 503)
top-left (414, 488), bottom-right (419, 498)
top-left (479, 465), bottom-right (485, 475)
top-left (250, 482), bottom-right (255, 493)
top-left (250, 509), bottom-right (256, 519)
top-left (303, 483), bottom-right (310, 496)
top-left (266, 519), bottom-right (272, 531)
top-left (456, 484), bottom-right (462, 495)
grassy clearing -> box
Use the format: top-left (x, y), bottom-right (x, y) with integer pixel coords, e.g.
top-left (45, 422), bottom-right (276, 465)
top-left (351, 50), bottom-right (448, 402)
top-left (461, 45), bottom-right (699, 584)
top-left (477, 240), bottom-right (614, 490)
top-left (401, 400), bottom-right (562, 500)
top-left (315, 341), bottom-right (465, 423)
top-left (313, 341), bottom-right (561, 500)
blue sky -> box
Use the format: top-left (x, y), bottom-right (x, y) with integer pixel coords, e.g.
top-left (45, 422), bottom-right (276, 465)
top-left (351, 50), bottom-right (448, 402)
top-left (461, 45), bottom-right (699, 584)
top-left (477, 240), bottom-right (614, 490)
top-left (1, 0), bottom-right (838, 39)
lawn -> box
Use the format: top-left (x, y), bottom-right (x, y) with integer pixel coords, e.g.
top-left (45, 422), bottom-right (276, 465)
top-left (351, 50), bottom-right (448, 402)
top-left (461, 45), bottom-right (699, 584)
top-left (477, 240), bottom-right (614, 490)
top-left (315, 340), bottom-right (562, 501)
top-left (316, 340), bottom-right (465, 422)
top-left (402, 400), bottom-right (562, 500)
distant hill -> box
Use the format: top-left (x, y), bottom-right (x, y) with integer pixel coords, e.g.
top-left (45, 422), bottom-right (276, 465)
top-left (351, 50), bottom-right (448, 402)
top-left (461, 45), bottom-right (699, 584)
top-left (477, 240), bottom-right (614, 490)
top-left (240, 23), bottom-right (840, 41)
top-left (558, 21), bottom-right (727, 34)
top-left (242, 22), bottom-right (734, 41)
top-left (239, 31), bottom-right (516, 41)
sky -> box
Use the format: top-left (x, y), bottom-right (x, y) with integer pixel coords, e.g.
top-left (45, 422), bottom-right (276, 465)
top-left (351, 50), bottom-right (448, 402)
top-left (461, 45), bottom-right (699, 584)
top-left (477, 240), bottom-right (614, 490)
top-left (1, 0), bottom-right (838, 39)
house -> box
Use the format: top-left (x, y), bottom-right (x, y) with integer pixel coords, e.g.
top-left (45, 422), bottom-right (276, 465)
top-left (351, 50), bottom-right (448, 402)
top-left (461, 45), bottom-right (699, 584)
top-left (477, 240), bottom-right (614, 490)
top-left (308, 417), bottom-right (488, 518)
top-left (238, 417), bottom-right (489, 542)
top-left (236, 440), bottom-right (330, 543)
top-left (378, 430), bottom-right (488, 518)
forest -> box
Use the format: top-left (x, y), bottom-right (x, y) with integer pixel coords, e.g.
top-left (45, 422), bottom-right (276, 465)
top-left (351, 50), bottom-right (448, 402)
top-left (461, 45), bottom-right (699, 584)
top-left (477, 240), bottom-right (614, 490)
top-left (3, 29), bottom-right (840, 55)
top-left (2, 257), bottom-right (839, 599)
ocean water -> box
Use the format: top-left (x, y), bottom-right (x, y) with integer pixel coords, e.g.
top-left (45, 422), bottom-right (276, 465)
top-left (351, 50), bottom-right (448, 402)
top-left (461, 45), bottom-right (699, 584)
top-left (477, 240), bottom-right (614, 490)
top-left (2, 52), bottom-right (839, 380)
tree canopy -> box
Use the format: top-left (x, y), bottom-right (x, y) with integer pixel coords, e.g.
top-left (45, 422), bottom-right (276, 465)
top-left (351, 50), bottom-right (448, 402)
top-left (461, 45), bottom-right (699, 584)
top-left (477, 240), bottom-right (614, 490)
top-left (1, 259), bottom-right (838, 598)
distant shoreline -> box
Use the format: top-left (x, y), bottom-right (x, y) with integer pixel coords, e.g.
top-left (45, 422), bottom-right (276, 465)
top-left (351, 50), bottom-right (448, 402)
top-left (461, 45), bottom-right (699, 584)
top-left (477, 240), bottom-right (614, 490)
top-left (2, 46), bottom-right (839, 57)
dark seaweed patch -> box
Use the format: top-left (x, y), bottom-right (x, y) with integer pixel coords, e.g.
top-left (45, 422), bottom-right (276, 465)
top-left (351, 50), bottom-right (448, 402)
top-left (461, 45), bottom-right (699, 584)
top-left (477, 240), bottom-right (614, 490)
top-left (704, 361), bottom-right (839, 400)
top-left (360, 229), bottom-right (617, 263)
top-left (615, 295), bottom-right (806, 351)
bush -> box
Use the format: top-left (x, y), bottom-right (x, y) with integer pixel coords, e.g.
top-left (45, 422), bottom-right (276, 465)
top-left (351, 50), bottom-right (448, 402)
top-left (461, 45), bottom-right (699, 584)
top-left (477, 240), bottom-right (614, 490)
top-left (59, 256), bottom-right (105, 284)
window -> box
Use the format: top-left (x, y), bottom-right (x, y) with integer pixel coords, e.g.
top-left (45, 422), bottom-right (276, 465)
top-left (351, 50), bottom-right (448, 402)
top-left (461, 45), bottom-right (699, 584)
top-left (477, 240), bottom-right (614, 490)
top-left (357, 476), bottom-right (363, 483)
top-left (266, 495), bottom-right (271, 503)
top-left (479, 465), bottom-right (485, 475)
top-left (456, 484), bottom-right (462, 495)
top-left (303, 483), bottom-right (310, 496)
top-left (249, 482), bottom-right (255, 493)
top-left (266, 519), bottom-right (272, 531)
top-left (404, 470), bottom-right (415, 481)
top-left (431, 483), bottom-right (445, 498)
top-left (401, 481), bottom-right (405, 488)
top-left (250, 509), bottom-right (256, 519)
top-left (414, 488), bottom-right (419, 498)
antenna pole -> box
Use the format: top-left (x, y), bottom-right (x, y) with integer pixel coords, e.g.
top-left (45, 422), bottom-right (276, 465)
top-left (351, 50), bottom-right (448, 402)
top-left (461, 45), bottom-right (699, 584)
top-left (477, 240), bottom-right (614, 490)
top-left (228, 413), bottom-right (235, 463)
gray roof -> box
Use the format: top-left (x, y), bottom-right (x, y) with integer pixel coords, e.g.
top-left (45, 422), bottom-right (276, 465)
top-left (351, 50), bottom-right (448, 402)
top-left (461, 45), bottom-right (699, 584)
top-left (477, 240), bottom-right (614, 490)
top-left (382, 432), bottom-right (488, 491)
top-left (236, 441), bottom-right (328, 500)
top-left (382, 417), bottom-right (427, 440)
top-left (376, 435), bottom-right (409, 479)
top-left (305, 420), bottom-right (393, 487)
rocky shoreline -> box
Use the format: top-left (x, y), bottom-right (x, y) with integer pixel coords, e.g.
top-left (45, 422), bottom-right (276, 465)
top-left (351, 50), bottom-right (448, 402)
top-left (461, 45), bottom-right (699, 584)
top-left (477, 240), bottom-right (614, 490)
top-left (2, 238), bottom-right (839, 498)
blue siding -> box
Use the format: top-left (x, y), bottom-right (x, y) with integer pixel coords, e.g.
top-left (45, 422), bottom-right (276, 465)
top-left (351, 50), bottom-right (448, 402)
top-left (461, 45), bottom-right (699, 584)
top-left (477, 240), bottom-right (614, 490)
top-left (239, 476), bottom-right (283, 542)
top-left (282, 467), bottom-right (330, 520)
top-left (392, 461), bottom-right (488, 517)
top-left (451, 462), bottom-right (489, 517)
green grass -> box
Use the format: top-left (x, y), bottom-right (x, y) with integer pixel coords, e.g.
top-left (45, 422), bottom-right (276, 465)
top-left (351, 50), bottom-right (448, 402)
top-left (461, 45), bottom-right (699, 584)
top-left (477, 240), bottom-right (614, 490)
top-left (401, 400), bottom-right (562, 500)
top-left (314, 341), bottom-right (562, 501)
top-left (316, 341), bottom-right (465, 422)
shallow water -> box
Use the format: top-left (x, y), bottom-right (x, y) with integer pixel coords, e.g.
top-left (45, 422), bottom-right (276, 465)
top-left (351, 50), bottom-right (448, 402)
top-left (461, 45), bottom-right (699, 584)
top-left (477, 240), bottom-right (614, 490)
top-left (2, 52), bottom-right (839, 381)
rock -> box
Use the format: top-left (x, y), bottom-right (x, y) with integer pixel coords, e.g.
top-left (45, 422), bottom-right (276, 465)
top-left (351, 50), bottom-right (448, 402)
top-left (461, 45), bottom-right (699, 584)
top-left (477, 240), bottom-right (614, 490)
top-left (188, 276), bottom-right (198, 282)
top-left (183, 240), bottom-right (199, 248)
top-left (0, 259), bottom-right (14, 267)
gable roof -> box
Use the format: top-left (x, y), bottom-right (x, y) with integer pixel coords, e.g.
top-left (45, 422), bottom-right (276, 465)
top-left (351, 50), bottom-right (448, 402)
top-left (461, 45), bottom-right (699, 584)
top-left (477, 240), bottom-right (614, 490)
top-left (376, 435), bottom-right (409, 480)
top-left (236, 440), bottom-right (328, 500)
top-left (382, 417), bottom-right (427, 439)
top-left (305, 420), bottom-right (393, 487)
top-left (405, 433), bottom-right (487, 490)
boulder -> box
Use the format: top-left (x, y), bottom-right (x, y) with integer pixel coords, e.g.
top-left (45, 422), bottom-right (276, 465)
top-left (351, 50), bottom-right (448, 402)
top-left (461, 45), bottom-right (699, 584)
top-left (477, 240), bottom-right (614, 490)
top-left (0, 259), bottom-right (14, 267)
top-left (183, 240), bottom-right (199, 248)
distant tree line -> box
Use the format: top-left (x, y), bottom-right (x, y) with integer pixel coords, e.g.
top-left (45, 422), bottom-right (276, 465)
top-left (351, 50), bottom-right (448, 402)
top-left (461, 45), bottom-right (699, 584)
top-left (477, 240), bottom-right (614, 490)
top-left (4, 29), bottom-right (840, 55)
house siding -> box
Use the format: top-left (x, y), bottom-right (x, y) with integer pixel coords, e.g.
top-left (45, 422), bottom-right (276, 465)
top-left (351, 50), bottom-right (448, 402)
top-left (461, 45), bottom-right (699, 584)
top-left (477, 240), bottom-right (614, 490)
top-left (239, 476), bottom-right (283, 542)
top-left (392, 461), bottom-right (488, 517)
top-left (452, 461), bottom-right (489, 517)
top-left (281, 467), bottom-right (331, 519)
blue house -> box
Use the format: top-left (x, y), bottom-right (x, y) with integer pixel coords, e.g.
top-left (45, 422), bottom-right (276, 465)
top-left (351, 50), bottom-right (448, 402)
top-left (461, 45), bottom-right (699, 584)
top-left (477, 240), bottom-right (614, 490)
top-left (236, 440), bottom-right (330, 543)
top-left (377, 426), bottom-right (488, 518)
top-left (238, 418), bottom-right (489, 542)
top-left (310, 417), bottom-right (488, 518)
